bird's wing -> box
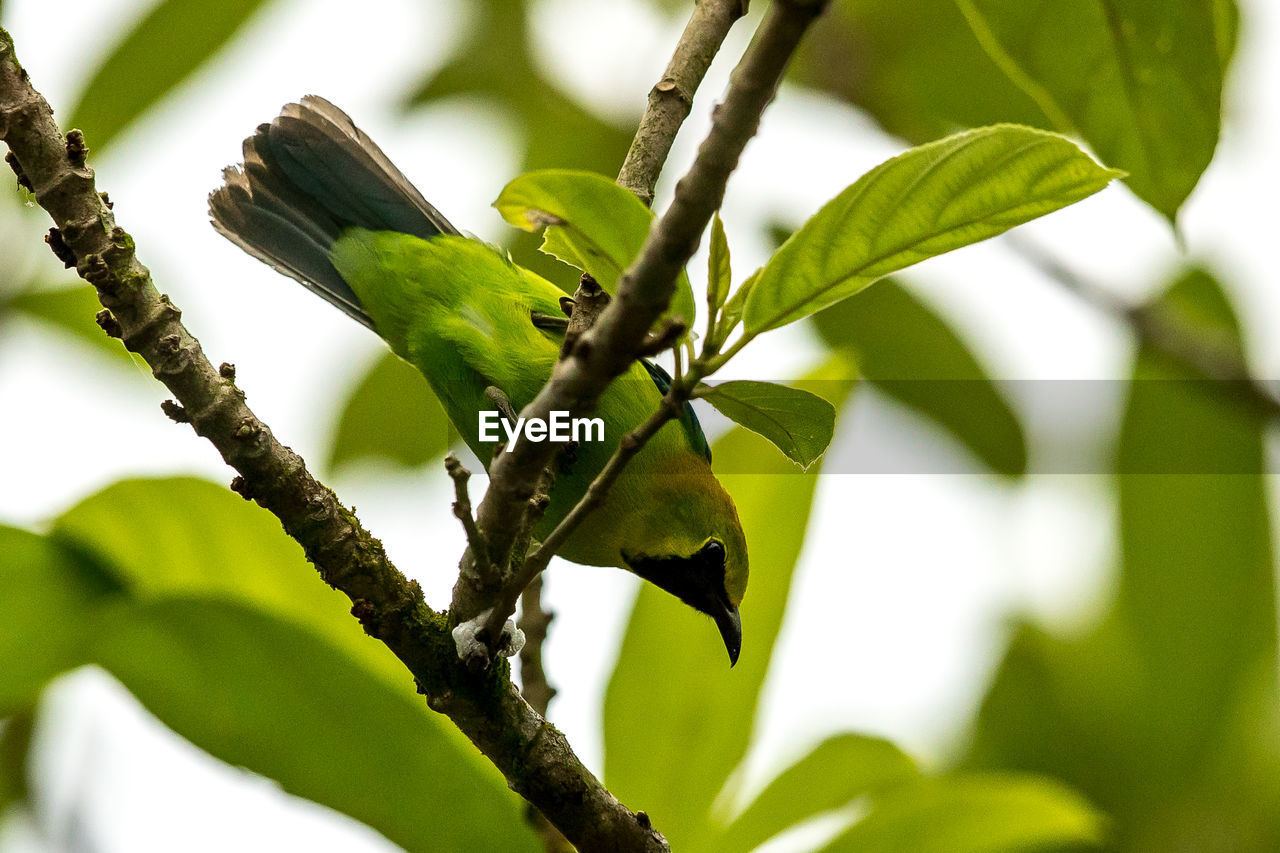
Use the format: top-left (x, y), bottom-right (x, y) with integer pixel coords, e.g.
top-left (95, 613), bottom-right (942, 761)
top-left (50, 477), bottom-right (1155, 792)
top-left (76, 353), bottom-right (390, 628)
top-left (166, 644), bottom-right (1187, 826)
top-left (640, 359), bottom-right (712, 463)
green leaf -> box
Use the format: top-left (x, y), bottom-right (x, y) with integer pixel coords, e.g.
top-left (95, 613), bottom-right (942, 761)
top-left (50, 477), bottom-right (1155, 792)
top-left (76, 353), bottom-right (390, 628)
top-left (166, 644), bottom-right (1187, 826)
top-left (94, 598), bottom-right (538, 853)
top-left (955, 0), bottom-right (1231, 222)
top-left (604, 369), bottom-right (845, 849)
top-left (0, 709), bottom-right (34, 813)
top-left (791, 0), bottom-right (1047, 144)
top-left (696, 380), bottom-right (836, 470)
top-left (68, 0), bottom-right (278, 152)
top-left (820, 774), bottom-right (1105, 852)
top-left (718, 734), bottom-right (920, 853)
top-left (965, 270), bottom-right (1279, 848)
top-left (707, 212), bottom-right (732, 314)
top-left (1113, 268), bottom-right (1273, 761)
top-left (329, 351), bottom-right (453, 472)
top-left (51, 477), bottom-right (407, 688)
top-left (9, 284), bottom-right (136, 365)
top-left (494, 169), bottom-right (697, 329)
top-left (743, 125), bottom-right (1120, 337)
top-left (812, 278), bottom-right (1025, 476)
top-left (0, 526), bottom-right (124, 711)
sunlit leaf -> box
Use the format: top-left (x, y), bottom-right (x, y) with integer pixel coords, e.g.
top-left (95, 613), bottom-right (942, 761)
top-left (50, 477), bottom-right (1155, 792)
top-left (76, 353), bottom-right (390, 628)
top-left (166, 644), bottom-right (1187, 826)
top-left (791, 0), bottom-right (1046, 143)
top-left (955, 0), bottom-right (1231, 222)
top-left (494, 169), bottom-right (697, 328)
top-left (329, 351), bottom-right (453, 472)
top-left (820, 774), bottom-right (1105, 852)
top-left (812, 278), bottom-right (1025, 476)
top-left (743, 125), bottom-right (1120, 337)
top-left (69, 0), bottom-right (280, 152)
top-left (0, 526), bottom-right (123, 711)
top-left (95, 598), bottom-right (538, 853)
top-left (707, 212), bottom-right (732, 314)
top-left (51, 477), bottom-right (408, 688)
top-left (604, 368), bottom-right (847, 849)
top-left (718, 734), bottom-right (920, 853)
top-left (696, 380), bottom-right (835, 470)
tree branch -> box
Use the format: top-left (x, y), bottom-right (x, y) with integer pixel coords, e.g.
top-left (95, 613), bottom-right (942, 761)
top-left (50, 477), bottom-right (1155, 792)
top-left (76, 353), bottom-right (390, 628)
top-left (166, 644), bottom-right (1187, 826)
top-left (0, 27), bottom-right (668, 853)
top-left (617, 0), bottom-right (750, 205)
top-left (456, 0), bottom-right (831, 635)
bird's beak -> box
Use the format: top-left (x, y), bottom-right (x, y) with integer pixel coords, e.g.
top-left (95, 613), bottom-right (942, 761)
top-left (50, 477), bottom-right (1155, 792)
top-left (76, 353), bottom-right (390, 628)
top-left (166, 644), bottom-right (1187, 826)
top-left (713, 603), bottom-right (742, 667)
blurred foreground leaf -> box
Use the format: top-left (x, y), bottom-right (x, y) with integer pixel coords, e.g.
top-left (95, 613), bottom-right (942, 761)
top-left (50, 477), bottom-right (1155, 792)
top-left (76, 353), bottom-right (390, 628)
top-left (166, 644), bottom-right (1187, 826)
top-left (743, 126), bottom-right (1120, 336)
top-left (696, 380), bottom-right (836, 470)
top-left (813, 278), bottom-right (1025, 476)
top-left (8, 477), bottom-right (537, 851)
top-left (966, 269), bottom-right (1280, 849)
top-left (495, 169), bottom-right (697, 326)
top-left (95, 598), bottom-right (538, 853)
top-left (955, 0), bottom-right (1232, 222)
top-left (51, 477), bottom-right (409, 687)
top-left (69, 0), bottom-right (279, 152)
top-left (0, 526), bottom-right (122, 711)
top-left (719, 734), bottom-right (920, 853)
top-left (329, 351), bottom-right (453, 472)
top-left (604, 375), bottom-right (842, 848)
top-left (820, 774), bottom-right (1105, 852)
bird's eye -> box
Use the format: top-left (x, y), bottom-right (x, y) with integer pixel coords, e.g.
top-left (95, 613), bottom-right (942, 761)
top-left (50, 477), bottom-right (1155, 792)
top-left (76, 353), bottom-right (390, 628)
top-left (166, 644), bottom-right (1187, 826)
top-left (701, 539), bottom-right (725, 565)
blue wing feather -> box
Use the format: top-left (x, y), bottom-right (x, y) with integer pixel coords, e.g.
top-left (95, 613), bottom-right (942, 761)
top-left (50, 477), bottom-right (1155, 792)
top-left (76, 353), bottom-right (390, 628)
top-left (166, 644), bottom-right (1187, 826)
top-left (640, 359), bottom-right (712, 463)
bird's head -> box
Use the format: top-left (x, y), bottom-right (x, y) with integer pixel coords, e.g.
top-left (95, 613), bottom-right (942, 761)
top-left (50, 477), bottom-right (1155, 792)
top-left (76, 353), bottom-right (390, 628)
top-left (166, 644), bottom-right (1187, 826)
top-left (619, 465), bottom-right (748, 666)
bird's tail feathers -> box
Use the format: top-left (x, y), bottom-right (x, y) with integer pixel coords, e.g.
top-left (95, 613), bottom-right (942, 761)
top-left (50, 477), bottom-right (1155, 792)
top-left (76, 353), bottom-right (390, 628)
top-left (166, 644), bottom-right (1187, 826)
top-left (209, 96), bottom-right (460, 328)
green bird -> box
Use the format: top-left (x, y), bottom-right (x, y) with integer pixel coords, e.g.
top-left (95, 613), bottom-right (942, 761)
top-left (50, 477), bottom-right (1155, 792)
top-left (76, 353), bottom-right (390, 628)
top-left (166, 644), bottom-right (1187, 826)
top-left (209, 96), bottom-right (748, 664)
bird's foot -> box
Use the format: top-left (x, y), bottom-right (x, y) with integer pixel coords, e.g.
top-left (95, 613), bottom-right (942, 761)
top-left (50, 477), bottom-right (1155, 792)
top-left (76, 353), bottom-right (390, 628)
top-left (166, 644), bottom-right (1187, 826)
top-left (452, 607), bottom-right (525, 669)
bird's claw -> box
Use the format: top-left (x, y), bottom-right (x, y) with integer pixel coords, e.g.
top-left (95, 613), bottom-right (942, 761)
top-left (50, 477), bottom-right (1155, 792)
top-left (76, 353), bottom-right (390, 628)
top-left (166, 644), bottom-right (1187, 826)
top-left (452, 607), bottom-right (526, 669)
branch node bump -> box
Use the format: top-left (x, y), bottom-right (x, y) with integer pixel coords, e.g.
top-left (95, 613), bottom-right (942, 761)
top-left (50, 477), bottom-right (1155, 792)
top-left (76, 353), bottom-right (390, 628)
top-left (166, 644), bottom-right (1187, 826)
top-left (160, 399), bottom-right (190, 424)
top-left (350, 598), bottom-right (378, 632)
top-left (44, 227), bottom-right (75, 267)
top-left (98, 190), bottom-right (112, 209)
top-left (229, 475), bottom-right (254, 501)
top-left (64, 128), bottom-right (87, 166)
top-left (5, 150), bottom-right (29, 191)
top-left (638, 318), bottom-right (686, 356)
top-left (94, 309), bottom-right (121, 338)
top-left (219, 362), bottom-right (237, 381)
top-left (234, 416), bottom-right (261, 440)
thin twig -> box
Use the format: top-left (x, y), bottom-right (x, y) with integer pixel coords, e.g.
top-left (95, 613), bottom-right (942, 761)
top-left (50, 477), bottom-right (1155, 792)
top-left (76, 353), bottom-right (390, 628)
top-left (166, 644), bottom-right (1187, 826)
top-left (445, 454), bottom-right (490, 574)
top-left (456, 0), bottom-right (832, 634)
top-left (0, 27), bottom-right (669, 852)
top-left (486, 392), bottom-right (687, 638)
top-left (1008, 235), bottom-right (1280, 419)
top-left (617, 0), bottom-right (750, 205)
top-left (518, 575), bottom-right (557, 715)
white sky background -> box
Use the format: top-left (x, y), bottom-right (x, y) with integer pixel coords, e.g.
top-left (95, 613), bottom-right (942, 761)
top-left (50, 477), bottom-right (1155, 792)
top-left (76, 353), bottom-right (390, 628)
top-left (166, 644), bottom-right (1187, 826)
top-left (0, 0), bottom-right (1277, 850)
